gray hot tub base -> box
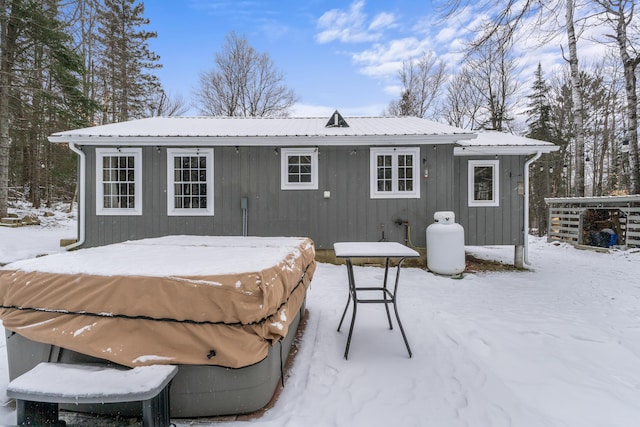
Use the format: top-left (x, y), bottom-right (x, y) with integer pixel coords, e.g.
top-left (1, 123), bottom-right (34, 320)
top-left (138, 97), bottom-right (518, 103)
top-left (4, 305), bottom-right (303, 419)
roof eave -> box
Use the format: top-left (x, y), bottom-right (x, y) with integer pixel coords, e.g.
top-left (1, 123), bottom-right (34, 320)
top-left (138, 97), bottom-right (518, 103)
top-left (454, 145), bottom-right (559, 156)
top-left (48, 133), bottom-right (477, 146)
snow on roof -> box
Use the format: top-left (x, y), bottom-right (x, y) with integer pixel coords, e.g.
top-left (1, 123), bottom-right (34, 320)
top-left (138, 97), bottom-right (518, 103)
top-left (48, 115), bottom-right (476, 146)
top-left (455, 130), bottom-right (559, 155)
top-left (545, 195), bottom-right (640, 205)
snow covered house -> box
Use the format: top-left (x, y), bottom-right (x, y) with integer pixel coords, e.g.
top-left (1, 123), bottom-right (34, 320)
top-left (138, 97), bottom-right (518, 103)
top-left (49, 112), bottom-right (558, 265)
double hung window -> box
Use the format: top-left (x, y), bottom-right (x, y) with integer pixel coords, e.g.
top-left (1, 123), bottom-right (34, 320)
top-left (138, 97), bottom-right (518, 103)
top-left (96, 148), bottom-right (142, 215)
top-left (167, 148), bottom-right (214, 216)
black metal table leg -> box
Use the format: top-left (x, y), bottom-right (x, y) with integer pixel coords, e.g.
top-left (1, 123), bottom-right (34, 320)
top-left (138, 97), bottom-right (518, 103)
top-left (391, 259), bottom-right (412, 357)
top-left (337, 292), bottom-right (351, 332)
top-left (382, 257), bottom-right (393, 329)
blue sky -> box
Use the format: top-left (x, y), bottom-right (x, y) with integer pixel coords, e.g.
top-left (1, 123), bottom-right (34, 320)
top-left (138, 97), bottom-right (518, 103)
top-left (143, 0), bottom-right (603, 118)
top-left (144, 0), bottom-right (457, 116)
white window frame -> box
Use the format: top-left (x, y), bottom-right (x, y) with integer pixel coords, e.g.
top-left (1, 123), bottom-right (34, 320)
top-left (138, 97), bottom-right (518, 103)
top-left (468, 159), bottom-right (500, 207)
top-left (167, 148), bottom-right (214, 216)
top-left (369, 147), bottom-right (420, 199)
top-left (281, 147), bottom-right (318, 190)
top-left (96, 147), bottom-right (142, 216)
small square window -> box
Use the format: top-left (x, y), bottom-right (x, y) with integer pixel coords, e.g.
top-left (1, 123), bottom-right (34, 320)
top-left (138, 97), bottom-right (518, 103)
top-left (281, 148), bottom-right (318, 190)
top-left (468, 160), bottom-right (499, 207)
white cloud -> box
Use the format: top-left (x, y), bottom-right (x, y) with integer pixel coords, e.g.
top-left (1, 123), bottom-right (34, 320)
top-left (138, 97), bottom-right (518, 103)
top-left (435, 27), bottom-right (457, 44)
top-left (352, 37), bottom-right (435, 78)
top-left (369, 12), bottom-right (396, 31)
top-left (315, 0), bottom-right (393, 44)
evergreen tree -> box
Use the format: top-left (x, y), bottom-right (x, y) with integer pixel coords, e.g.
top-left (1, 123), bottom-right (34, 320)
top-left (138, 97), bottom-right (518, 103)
top-left (525, 63), bottom-right (556, 236)
top-left (97, 0), bottom-right (160, 123)
top-left (1, 0), bottom-right (95, 211)
top-left (526, 63), bottom-right (554, 142)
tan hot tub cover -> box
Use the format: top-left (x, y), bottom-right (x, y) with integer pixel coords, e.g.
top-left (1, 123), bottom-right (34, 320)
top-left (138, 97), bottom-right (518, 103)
top-left (0, 236), bottom-right (315, 369)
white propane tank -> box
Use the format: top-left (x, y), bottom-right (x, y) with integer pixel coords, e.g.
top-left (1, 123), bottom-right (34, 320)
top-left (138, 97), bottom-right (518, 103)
top-left (426, 211), bottom-right (465, 275)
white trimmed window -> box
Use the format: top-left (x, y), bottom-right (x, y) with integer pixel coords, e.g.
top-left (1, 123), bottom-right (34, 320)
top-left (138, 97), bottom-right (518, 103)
top-left (167, 148), bottom-right (214, 216)
top-left (281, 148), bottom-right (318, 190)
top-left (468, 160), bottom-right (499, 207)
top-left (370, 147), bottom-right (420, 199)
top-left (96, 148), bottom-right (142, 215)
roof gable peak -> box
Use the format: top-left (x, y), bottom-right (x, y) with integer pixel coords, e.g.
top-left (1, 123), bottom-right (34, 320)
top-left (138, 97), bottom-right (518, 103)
top-left (325, 110), bottom-right (349, 128)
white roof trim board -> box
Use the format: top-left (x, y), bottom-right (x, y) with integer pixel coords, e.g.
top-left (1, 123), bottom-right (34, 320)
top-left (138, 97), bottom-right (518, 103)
top-left (48, 116), bottom-right (557, 154)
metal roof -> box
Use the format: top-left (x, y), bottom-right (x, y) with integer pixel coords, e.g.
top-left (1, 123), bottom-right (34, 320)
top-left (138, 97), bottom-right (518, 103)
top-left (48, 116), bottom-right (559, 155)
top-left (454, 130), bottom-right (559, 155)
top-left (48, 116), bottom-right (477, 146)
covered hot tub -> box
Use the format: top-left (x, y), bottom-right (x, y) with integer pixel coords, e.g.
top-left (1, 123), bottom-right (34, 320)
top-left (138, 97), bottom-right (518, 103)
top-left (0, 235), bottom-right (316, 417)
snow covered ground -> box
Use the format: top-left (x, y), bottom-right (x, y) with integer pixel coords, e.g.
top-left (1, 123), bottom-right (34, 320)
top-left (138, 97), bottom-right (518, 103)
top-left (1, 214), bottom-right (640, 426)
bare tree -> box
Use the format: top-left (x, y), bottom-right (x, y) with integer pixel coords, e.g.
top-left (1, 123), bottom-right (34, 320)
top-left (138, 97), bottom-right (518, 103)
top-left (593, 0), bottom-right (640, 194)
top-left (148, 89), bottom-right (189, 117)
top-left (442, 67), bottom-right (485, 129)
top-left (386, 52), bottom-right (447, 118)
top-left (435, 0), bottom-right (587, 195)
top-left (465, 27), bottom-right (520, 131)
top-left (564, 0), bottom-right (586, 196)
top-left (194, 31), bottom-right (297, 117)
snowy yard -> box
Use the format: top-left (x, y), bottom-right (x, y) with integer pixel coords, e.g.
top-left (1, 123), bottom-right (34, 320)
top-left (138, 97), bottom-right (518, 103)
top-left (1, 219), bottom-right (640, 426)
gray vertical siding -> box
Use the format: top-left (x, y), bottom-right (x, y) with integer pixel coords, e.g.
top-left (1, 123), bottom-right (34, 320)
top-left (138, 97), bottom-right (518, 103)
top-left (454, 155), bottom-right (525, 246)
top-left (82, 144), bottom-right (451, 249)
top-left (81, 144), bottom-right (523, 249)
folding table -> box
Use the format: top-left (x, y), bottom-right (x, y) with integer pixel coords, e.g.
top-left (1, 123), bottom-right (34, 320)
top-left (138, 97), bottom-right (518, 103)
top-left (333, 242), bottom-right (420, 359)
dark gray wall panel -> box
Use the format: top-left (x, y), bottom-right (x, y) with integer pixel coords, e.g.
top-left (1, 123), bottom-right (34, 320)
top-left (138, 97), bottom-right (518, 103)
top-left (454, 155), bottom-right (525, 246)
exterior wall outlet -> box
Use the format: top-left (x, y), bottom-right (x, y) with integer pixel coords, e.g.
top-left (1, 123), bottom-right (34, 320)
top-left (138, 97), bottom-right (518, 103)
top-left (323, 191), bottom-right (331, 199)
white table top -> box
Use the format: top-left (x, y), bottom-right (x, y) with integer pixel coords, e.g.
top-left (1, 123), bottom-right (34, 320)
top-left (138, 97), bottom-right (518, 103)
top-left (334, 242), bottom-right (420, 258)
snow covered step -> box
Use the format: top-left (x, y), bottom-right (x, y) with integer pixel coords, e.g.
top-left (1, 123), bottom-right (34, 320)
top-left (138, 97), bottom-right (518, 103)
top-left (6, 362), bottom-right (178, 427)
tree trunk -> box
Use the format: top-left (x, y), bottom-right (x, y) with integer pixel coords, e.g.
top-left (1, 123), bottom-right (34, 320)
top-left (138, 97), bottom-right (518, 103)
top-left (0, 0), bottom-right (14, 218)
top-left (617, 30), bottom-right (640, 194)
top-left (566, 0), bottom-right (586, 197)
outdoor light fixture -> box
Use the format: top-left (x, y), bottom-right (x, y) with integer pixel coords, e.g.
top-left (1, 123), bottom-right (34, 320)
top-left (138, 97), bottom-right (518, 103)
top-left (235, 146), bottom-right (239, 153)
top-left (274, 148), bottom-right (279, 156)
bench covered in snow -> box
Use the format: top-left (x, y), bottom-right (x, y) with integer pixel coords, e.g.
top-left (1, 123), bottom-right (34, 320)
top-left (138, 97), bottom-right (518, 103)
top-left (6, 362), bottom-right (178, 427)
